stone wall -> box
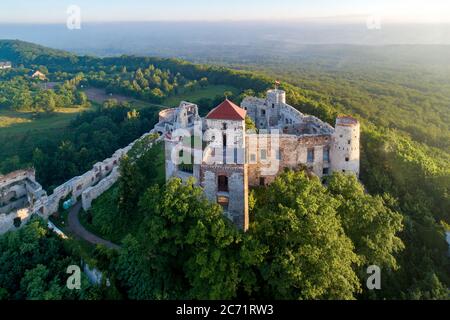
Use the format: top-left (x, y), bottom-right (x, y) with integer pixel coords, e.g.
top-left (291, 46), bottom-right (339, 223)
top-left (200, 164), bottom-right (248, 231)
top-left (80, 131), bottom-right (161, 212)
top-left (0, 127), bottom-right (161, 235)
top-left (246, 133), bottom-right (332, 186)
top-left (0, 98), bottom-right (185, 236)
top-left (0, 208), bottom-right (32, 234)
top-left (82, 167), bottom-right (120, 211)
top-left (0, 169), bottom-right (46, 234)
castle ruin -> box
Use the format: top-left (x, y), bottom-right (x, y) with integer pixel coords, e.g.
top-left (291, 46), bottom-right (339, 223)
top-left (0, 88), bottom-right (360, 235)
top-left (164, 89), bottom-right (360, 231)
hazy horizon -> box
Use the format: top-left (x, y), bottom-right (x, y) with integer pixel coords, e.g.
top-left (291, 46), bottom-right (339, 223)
top-left (1, 21), bottom-right (450, 59)
top-left (2, 0), bottom-right (450, 24)
top-left (2, 1), bottom-right (450, 59)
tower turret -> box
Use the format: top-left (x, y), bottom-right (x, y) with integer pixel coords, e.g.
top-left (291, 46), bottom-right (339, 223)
top-left (330, 116), bottom-right (360, 176)
top-left (266, 89), bottom-right (286, 106)
top-left (266, 89), bottom-right (286, 127)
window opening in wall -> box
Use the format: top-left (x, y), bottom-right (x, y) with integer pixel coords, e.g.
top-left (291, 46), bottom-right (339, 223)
top-left (259, 177), bottom-right (266, 186)
top-left (260, 149), bottom-right (267, 160)
top-left (323, 148), bottom-right (330, 162)
top-left (276, 150), bottom-right (281, 160)
top-left (307, 148), bottom-right (315, 162)
top-left (218, 175), bottom-right (229, 192)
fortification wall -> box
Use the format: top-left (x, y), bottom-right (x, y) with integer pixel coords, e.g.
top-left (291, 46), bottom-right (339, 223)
top-left (0, 169), bottom-right (36, 188)
top-left (82, 167), bottom-right (120, 211)
top-left (0, 126), bottom-right (160, 235)
top-left (0, 169), bottom-right (46, 234)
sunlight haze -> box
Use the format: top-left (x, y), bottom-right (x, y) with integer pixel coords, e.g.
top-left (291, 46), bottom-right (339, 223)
top-left (1, 0), bottom-right (450, 23)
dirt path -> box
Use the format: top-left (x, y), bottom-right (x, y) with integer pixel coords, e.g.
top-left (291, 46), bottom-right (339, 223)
top-left (67, 202), bottom-right (120, 250)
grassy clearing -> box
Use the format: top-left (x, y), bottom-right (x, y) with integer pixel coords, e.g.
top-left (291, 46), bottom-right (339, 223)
top-left (163, 85), bottom-right (238, 107)
top-left (84, 84), bottom-right (239, 110)
top-left (0, 106), bottom-right (90, 139)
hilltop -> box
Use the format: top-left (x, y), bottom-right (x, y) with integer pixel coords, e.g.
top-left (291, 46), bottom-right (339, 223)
top-left (0, 40), bottom-right (448, 300)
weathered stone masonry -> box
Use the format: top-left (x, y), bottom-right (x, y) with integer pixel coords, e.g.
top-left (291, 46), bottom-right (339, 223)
top-left (164, 89), bottom-right (360, 231)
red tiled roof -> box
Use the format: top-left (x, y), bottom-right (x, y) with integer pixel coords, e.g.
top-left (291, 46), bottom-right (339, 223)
top-left (206, 99), bottom-right (246, 121)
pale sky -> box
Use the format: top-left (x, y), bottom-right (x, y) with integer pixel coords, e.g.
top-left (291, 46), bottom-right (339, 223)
top-left (1, 0), bottom-right (450, 23)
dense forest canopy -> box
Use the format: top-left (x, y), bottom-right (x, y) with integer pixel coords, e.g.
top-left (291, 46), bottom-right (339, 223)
top-left (0, 71), bottom-right (88, 112)
top-left (0, 40), bottom-right (448, 300)
top-left (0, 218), bottom-right (114, 300)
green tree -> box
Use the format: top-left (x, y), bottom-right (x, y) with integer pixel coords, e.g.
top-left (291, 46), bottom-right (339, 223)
top-left (327, 174), bottom-right (404, 267)
top-left (249, 170), bottom-right (361, 299)
top-left (117, 155), bottom-right (143, 215)
top-left (224, 90), bottom-right (234, 99)
top-left (0, 218), bottom-right (101, 300)
top-left (118, 178), bottom-right (244, 299)
top-left (34, 89), bottom-right (56, 113)
top-left (11, 89), bottom-right (32, 110)
top-left (326, 173), bottom-right (405, 297)
top-left (75, 91), bottom-right (88, 106)
top-left (199, 77), bottom-right (209, 88)
top-left (245, 116), bottom-right (257, 132)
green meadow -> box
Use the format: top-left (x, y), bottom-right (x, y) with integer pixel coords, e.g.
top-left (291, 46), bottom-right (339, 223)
top-left (163, 85), bottom-right (238, 107)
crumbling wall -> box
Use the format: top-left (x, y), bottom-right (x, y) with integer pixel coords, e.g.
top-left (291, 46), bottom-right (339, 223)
top-left (246, 134), bottom-right (332, 186)
top-left (0, 208), bottom-right (32, 234)
top-left (82, 167), bottom-right (120, 211)
top-left (0, 127), bottom-right (161, 235)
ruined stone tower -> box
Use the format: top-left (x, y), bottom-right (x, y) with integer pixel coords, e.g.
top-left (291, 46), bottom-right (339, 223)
top-left (330, 116), bottom-right (360, 176)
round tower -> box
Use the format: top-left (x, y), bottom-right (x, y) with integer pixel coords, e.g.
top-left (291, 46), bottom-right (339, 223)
top-left (266, 89), bottom-right (286, 106)
top-left (330, 116), bottom-right (360, 176)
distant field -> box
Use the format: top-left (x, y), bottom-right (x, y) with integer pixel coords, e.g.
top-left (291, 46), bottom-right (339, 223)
top-left (163, 85), bottom-right (238, 107)
top-left (0, 84), bottom-right (238, 141)
top-left (84, 84), bottom-right (238, 109)
top-left (0, 106), bottom-right (90, 139)
top-left (83, 87), bottom-right (136, 104)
